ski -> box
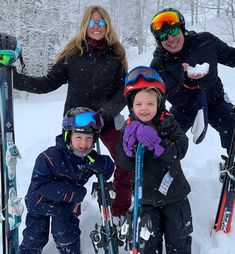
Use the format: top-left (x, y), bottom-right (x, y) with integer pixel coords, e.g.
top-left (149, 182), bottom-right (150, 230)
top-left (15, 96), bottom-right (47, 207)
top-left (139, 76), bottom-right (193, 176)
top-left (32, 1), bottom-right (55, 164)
top-left (119, 143), bottom-right (152, 253)
top-left (0, 34), bottom-right (24, 254)
top-left (131, 143), bottom-right (144, 254)
top-left (90, 173), bottom-right (120, 253)
top-left (213, 127), bottom-right (235, 233)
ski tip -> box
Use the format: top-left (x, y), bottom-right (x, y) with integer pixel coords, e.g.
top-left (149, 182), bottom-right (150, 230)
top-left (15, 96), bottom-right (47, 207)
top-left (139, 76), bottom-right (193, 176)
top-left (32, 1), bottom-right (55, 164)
top-left (210, 227), bottom-right (215, 238)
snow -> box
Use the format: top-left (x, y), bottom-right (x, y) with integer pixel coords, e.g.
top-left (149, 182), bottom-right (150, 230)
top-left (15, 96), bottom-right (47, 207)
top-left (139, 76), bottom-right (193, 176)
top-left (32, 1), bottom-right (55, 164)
top-left (5, 49), bottom-right (235, 253)
top-left (187, 63), bottom-right (210, 76)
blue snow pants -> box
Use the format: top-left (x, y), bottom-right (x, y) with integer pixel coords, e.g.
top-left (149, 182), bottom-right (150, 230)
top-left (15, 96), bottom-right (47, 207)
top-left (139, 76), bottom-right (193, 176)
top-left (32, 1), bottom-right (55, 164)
top-left (18, 213), bottom-right (81, 254)
top-left (171, 97), bottom-right (235, 152)
top-left (142, 198), bottom-right (193, 254)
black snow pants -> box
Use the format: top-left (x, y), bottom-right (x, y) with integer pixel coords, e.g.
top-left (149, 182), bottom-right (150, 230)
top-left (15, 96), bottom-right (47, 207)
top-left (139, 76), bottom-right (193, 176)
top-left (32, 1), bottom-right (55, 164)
top-left (171, 97), bottom-right (235, 152)
top-left (18, 213), bottom-right (81, 254)
top-left (142, 197), bottom-right (193, 254)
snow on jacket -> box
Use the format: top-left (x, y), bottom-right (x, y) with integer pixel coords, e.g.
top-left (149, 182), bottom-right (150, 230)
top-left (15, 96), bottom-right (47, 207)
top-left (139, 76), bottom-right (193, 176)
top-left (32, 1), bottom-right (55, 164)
top-left (150, 31), bottom-right (235, 110)
top-left (25, 135), bottom-right (114, 218)
top-left (115, 112), bottom-right (191, 207)
top-left (14, 43), bottom-right (126, 129)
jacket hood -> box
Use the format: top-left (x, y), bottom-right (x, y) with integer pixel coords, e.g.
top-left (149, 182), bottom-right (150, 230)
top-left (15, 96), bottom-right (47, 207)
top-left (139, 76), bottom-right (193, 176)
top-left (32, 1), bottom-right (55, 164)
top-left (55, 134), bottom-right (68, 150)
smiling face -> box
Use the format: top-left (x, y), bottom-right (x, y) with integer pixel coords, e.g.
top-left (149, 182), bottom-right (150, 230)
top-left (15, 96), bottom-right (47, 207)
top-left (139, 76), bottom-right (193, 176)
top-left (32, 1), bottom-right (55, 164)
top-left (160, 28), bottom-right (184, 53)
top-left (86, 11), bottom-right (106, 41)
top-left (132, 89), bottom-right (158, 123)
top-left (70, 132), bottom-right (94, 153)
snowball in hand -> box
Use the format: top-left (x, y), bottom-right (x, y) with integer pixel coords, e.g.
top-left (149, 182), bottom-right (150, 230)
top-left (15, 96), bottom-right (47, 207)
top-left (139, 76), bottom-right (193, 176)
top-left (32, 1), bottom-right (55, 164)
top-left (187, 63), bottom-right (209, 76)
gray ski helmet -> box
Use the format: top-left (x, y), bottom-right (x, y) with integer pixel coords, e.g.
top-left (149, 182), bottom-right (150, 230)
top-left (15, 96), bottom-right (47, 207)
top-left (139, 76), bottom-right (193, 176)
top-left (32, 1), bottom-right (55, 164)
top-left (0, 33), bottom-right (22, 65)
top-left (150, 8), bottom-right (185, 41)
top-left (62, 107), bottom-right (104, 144)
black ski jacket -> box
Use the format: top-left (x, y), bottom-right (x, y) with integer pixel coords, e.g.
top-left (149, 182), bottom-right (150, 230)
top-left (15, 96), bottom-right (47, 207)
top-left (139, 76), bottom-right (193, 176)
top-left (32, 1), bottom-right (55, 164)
top-left (150, 31), bottom-right (235, 110)
top-left (14, 44), bottom-right (126, 130)
top-left (115, 112), bottom-right (191, 207)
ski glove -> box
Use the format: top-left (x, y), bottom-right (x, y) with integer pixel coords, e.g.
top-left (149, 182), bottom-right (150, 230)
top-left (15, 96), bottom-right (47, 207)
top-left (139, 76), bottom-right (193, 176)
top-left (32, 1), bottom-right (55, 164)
top-left (122, 121), bottom-right (142, 157)
top-left (191, 89), bottom-right (208, 144)
top-left (98, 108), bottom-right (112, 122)
top-left (88, 155), bottom-right (114, 179)
top-left (136, 124), bottom-right (165, 157)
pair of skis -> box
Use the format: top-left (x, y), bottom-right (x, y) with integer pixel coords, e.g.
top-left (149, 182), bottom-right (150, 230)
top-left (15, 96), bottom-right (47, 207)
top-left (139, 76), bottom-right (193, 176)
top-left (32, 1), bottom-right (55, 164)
top-left (90, 143), bottom-right (149, 254)
top-left (119, 144), bottom-right (152, 254)
top-left (213, 127), bottom-right (235, 234)
top-left (90, 173), bottom-right (120, 254)
top-left (0, 65), bottom-right (23, 253)
top-left (90, 140), bottom-right (122, 253)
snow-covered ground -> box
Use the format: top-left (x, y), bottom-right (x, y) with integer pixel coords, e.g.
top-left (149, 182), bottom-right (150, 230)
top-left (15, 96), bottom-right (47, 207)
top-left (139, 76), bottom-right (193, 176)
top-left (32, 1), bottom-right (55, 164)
top-left (4, 48), bottom-right (235, 253)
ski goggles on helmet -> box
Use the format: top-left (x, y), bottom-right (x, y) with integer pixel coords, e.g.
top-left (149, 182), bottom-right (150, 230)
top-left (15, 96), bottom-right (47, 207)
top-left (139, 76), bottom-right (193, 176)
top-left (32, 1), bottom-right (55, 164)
top-left (125, 66), bottom-right (164, 85)
top-left (63, 112), bottom-right (104, 131)
top-left (151, 11), bottom-right (181, 32)
top-left (0, 41), bottom-right (22, 66)
top-left (88, 19), bottom-right (106, 29)
top-left (124, 66), bottom-right (166, 96)
top-left (0, 53), bottom-right (12, 65)
top-left (158, 26), bottom-right (180, 41)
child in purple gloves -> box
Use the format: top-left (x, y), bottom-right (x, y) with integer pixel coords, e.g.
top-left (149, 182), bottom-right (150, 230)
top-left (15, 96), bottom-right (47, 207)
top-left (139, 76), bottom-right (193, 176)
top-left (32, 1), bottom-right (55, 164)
top-left (115, 66), bottom-right (193, 254)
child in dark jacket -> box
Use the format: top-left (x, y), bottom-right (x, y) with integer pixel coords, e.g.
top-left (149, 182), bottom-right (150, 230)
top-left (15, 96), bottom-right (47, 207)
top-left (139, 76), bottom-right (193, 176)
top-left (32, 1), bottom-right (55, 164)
top-left (115, 66), bottom-right (193, 254)
top-left (19, 107), bottom-right (114, 254)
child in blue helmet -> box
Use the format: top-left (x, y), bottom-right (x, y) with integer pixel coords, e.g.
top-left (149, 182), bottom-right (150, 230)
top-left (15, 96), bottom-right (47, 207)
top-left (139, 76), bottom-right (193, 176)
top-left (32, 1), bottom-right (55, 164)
top-left (19, 107), bottom-right (114, 254)
top-left (115, 66), bottom-right (192, 254)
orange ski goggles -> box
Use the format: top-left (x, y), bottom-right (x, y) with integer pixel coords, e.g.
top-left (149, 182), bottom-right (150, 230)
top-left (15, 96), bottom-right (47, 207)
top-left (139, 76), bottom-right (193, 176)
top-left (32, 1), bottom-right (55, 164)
top-left (151, 11), bottom-right (181, 32)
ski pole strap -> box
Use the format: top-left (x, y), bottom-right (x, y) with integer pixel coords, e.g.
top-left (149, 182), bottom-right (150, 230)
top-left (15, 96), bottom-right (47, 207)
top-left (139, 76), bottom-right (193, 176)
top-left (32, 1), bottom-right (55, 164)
top-left (220, 167), bottom-right (235, 181)
top-left (0, 205), bottom-right (8, 221)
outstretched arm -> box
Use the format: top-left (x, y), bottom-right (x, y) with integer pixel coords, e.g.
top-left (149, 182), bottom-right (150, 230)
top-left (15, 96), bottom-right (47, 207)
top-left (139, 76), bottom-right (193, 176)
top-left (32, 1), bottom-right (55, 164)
top-left (13, 61), bottom-right (68, 94)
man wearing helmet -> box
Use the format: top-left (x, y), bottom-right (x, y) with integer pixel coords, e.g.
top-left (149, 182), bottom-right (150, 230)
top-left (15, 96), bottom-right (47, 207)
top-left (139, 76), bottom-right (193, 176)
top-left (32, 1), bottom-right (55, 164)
top-left (19, 107), bottom-right (114, 254)
top-left (116, 66), bottom-right (192, 254)
top-left (150, 8), bottom-right (235, 153)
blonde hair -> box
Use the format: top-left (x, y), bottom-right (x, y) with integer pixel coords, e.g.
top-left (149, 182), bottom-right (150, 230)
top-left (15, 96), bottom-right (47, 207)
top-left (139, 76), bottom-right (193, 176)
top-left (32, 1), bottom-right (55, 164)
top-left (55, 5), bottom-right (128, 72)
top-left (145, 87), bottom-right (162, 106)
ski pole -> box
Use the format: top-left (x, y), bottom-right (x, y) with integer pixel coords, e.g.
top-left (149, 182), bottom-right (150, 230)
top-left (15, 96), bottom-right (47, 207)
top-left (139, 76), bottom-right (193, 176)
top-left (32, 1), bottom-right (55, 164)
top-left (90, 139), bottom-right (119, 254)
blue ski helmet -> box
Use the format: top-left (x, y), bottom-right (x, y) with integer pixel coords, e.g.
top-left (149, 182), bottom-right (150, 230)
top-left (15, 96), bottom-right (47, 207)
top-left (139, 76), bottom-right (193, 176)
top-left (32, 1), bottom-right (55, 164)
top-left (62, 107), bottom-right (104, 144)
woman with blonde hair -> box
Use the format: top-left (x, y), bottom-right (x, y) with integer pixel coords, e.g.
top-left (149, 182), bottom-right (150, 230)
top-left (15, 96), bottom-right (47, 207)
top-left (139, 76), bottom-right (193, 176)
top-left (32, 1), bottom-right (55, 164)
top-left (56, 5), bottom-right (127, 65)
top-left (14, 5), bottom-right (132, 221)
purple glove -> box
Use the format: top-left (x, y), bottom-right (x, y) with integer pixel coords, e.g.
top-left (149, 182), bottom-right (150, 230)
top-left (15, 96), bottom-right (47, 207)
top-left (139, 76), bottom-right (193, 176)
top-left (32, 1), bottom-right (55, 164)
top-left (136, 125), bottom-right (165, 157)
top-left (122, 121), bottom-right (142, 157)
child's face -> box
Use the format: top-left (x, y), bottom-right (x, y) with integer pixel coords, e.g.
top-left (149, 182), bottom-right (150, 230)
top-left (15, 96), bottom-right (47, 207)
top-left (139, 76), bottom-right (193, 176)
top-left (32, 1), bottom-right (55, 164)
top-left (71, 132), bottom-right (94, 153)
top-left (132, 90), bottom-right (158, 122)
